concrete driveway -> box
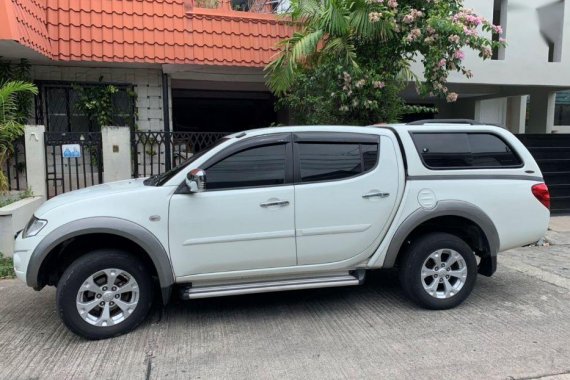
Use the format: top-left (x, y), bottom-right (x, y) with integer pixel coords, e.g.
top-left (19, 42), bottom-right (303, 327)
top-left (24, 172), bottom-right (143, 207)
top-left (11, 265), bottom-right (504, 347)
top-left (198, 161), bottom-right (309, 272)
top-left (2, 226), bottom-right (570, 379)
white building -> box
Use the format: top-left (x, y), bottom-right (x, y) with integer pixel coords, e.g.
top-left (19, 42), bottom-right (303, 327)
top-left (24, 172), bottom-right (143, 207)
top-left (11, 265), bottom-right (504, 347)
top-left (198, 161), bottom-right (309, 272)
top-left (412, 0), bottom-right (570, 134)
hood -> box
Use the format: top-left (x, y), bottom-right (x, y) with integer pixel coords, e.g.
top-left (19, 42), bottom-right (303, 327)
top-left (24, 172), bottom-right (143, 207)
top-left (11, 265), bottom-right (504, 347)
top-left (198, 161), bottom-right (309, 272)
top-left (35, 178), bottom-right (148, 217)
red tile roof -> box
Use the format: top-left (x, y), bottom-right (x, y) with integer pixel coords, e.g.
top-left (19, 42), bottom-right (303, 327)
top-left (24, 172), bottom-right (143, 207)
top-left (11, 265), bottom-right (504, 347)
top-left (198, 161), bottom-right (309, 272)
top-left (0, 0), bottom-right (53, 58)
top-left (1, 0), bottom-right (292, 66)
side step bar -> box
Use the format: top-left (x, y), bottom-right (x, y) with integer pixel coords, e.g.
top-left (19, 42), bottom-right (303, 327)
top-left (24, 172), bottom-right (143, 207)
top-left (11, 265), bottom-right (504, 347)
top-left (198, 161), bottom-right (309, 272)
top-left (180, 272), bottom-right (364, 300)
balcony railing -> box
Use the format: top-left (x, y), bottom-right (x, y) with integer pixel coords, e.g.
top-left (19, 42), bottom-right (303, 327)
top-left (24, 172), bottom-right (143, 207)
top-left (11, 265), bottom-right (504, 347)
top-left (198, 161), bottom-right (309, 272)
top-left (190, 0), bottom-right (290, 14)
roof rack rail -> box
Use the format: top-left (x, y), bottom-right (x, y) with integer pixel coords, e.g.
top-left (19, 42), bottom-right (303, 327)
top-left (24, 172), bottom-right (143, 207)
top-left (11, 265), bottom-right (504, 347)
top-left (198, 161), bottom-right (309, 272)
top-left (407, 119), bottom-right (484, 126)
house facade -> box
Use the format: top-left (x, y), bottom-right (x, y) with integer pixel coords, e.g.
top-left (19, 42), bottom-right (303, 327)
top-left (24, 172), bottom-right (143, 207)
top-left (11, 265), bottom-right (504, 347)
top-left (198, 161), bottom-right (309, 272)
top-left (0, 0), bottom-right (569, 135)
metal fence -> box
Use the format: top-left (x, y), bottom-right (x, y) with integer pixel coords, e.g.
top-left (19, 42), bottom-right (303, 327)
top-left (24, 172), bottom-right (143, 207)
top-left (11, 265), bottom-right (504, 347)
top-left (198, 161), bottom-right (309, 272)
top-left (132, 131), bottom-right (229, 178)
top-left (516, 134), bottom-right (570, 213)
top-left (3, 137), bottom-right (27, 191)
top-left (44, 132), bottom-right (103, 198)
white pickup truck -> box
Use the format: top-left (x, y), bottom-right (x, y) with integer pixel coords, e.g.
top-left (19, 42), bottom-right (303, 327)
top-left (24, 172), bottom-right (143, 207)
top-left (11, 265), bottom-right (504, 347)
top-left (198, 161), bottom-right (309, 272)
top-left (13, 121), bottom-right (550, 339)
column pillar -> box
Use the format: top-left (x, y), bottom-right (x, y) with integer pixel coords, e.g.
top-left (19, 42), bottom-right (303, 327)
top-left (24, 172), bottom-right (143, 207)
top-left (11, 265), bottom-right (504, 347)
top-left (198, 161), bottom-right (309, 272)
top-left (101, 126), bottom-right (132, 183)
top-left (506, 96), bottom-right (527, 134)
top-left (24, 125), bottom-right (47, 199)
top-left (527, 90), bottom-right (556, 134)
top-left (474, 98), bottom-right (507, 127)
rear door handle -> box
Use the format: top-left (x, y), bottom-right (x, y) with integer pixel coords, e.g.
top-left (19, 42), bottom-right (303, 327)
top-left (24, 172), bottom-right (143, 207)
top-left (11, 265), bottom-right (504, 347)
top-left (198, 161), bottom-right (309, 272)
top-left (260, 200), bottom-right (290, 208)
top-left (362, 191), bottom-right (390, 199)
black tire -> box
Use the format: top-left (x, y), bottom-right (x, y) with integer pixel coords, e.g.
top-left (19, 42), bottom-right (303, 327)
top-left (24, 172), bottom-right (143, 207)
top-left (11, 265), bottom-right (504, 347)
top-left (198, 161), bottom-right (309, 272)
top-left (399, 232), bottom-right (477, 310)
top-left (56, 249), bottom-right (153, 340)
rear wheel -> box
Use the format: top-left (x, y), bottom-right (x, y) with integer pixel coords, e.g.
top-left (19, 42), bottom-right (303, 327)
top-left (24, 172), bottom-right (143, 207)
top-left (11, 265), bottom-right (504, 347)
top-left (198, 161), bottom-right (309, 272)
top-left (56, 250), bottom-right (153, 340)
top-left (399, 232), bottom-right (477, 310)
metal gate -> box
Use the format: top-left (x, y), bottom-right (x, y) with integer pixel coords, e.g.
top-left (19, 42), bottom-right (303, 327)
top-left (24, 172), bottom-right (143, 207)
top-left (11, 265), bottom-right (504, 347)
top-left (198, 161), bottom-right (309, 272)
top-left (517, 134), bottom-right (570, 213)
top-left (44, 132), bottom-right (103, 198)
top-left (132, 131), bottom-right (229, 178)
top-left (3, 137), bottom-right (27, 191)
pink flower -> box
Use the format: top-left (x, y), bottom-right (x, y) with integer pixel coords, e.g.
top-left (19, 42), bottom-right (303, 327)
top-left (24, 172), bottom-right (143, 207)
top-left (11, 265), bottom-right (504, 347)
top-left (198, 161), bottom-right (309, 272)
top-left (438, 58), bottom-right (447, 68)
top-left (499, 37), bottom-right (507, 43)
top-left (355, 79), bottom-right (366, 88)
top-left (464, 28), bottom-right (478, 37)
top-left (454, 50), bottom-right (465, 60)
top-left (448, 34), bottom-right (460, 44)
top-left (369, 12), bottom-right (382, 23)
top-left (387, 0), bottom-right (397, 8)
top-left (492, 25), bottom-right (503, 34)
top-left (373, 81), bottom-right (385, 89)
top-left (446, 92), bottom-right (458, 102)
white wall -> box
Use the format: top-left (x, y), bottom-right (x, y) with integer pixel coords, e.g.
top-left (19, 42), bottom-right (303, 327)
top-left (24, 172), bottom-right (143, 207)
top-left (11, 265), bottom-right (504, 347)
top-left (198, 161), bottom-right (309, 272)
top-left (475, 98), bottom-right (508, 126)
top-left (411, 0), bottom-right (570, 88)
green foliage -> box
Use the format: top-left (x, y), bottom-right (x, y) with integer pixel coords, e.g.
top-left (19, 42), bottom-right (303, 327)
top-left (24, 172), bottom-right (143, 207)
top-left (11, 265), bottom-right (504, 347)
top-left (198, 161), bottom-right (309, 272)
top-left (0, 81), bottom-right (38, 193)
top-left (0, 187), bottom-right (33, 208)
top-left (0, 252), bottom-right (15, 279)
top-left (73, 78), bottom-right (137, 131)
top-left (267, 0), bottom-right (505, 124)
top-left (0, 58), bottom-right (33, 124)
top-left (278, 61), bottom-right (408, 124)
top-left (73, 77), bottom-right (119, 130)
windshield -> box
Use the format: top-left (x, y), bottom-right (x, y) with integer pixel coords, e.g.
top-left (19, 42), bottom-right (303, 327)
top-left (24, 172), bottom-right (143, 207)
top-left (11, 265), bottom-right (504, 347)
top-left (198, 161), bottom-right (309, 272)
top-left (144, 138), bottom-right (229, 186)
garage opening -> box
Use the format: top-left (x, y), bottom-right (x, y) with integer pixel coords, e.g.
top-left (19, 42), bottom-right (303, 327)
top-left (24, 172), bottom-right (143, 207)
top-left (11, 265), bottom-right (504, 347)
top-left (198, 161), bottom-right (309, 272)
top-left (172, 89), bottom-right (279, 133)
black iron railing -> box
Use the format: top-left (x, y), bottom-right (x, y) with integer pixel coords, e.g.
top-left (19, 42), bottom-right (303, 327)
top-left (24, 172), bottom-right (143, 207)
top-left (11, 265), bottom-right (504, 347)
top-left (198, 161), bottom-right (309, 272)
top-left (44, 132), bottom-right (103, 198)
top-left (3, 137), bottom-right (27, 191)
top-left (132, 131), bottom-right (230, 178)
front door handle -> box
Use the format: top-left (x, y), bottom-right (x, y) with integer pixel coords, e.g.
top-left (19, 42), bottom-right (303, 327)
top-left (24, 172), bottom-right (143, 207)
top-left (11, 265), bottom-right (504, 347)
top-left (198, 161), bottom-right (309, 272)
top-left (260, 200), bottom-right (290, 208)
top-left (362, 191), bottom-right (390, 199)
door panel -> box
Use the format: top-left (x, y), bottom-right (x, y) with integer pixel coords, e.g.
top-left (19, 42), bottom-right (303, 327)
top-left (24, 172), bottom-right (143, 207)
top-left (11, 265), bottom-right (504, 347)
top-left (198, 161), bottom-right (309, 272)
top-left (294, 136), bottom-right (400, 265)
top-left (168, 137), bottom-right (296, 277)
top-left (169, 187), bottom-right (296, 276)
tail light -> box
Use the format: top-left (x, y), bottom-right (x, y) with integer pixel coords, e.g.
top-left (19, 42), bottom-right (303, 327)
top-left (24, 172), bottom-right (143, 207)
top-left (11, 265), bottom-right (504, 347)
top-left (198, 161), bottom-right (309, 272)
top-left (532, 183), bottom-right (550, 209)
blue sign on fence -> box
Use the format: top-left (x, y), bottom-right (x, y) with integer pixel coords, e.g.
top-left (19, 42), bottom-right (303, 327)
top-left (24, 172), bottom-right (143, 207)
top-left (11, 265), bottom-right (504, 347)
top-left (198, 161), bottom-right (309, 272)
top-left (62, 144), bottom-right (81, 158)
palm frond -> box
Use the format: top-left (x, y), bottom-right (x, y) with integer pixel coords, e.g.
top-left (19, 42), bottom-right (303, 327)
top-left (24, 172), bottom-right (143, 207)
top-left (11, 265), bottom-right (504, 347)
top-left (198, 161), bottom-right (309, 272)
top-left (265, 54), bottom-right (297, 95)
top-left (349, 6), bottom-right (392, 40)
top-left (320, 0), bottom-right (350, 37)
top-left (321, 37), bottom-right (358, 67)
top-left (266, 29), bottom-right (325, 94)
top-left (290, 29), bottom-right (324, 63)
top-left (290, 0), bottom-right (322, 20)
top-left (397, 63), bottom-right (420, 84)
top-left (0, 81), bottom-right (38, 124)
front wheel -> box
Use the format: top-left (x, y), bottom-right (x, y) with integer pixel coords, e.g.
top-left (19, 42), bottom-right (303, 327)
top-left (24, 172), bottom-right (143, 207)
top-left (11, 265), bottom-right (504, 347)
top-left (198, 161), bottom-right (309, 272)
top-left (56, 250), bottom-right (154, 340)
top-left (399, 232), bottom-right (478, 310)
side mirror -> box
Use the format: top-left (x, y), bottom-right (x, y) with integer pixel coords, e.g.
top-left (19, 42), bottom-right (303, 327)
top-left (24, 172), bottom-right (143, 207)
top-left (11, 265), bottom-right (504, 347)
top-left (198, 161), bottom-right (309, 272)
top-left (186, 169), bottom-right (206, 193)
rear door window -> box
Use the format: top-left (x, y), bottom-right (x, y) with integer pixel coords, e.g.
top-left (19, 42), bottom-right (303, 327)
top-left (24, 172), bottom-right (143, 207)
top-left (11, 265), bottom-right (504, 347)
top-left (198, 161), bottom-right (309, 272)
top-left (411, 132), bottom-right (522, 169)
top-left (297, 143), bottom-right (379, 182)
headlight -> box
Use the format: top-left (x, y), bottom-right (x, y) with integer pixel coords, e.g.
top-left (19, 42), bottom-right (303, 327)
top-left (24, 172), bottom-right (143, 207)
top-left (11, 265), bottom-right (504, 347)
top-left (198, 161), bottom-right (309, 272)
top-left (22, 216), bottom-right (47, 238)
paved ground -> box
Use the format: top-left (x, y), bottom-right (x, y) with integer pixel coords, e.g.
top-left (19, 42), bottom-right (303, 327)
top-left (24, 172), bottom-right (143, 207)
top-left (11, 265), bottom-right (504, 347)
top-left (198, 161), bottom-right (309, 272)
top-left (2, 222), bottom-right (570, 380)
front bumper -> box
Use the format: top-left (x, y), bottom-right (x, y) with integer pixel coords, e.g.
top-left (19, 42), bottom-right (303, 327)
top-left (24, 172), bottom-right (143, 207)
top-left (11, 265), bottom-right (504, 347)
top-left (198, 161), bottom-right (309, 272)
top-left (12, 232), bottom-right (41, 285)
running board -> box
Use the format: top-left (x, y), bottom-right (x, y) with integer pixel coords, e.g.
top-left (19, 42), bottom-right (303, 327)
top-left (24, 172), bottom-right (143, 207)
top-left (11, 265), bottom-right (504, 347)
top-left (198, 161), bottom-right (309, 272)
top-left (180, 272), bottom-right (364, 300)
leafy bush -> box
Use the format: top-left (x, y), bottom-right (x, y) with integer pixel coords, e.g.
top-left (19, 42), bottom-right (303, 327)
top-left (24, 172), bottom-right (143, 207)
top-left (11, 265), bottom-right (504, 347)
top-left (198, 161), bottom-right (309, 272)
top-left (267, 0), bottom-right (505, 124)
